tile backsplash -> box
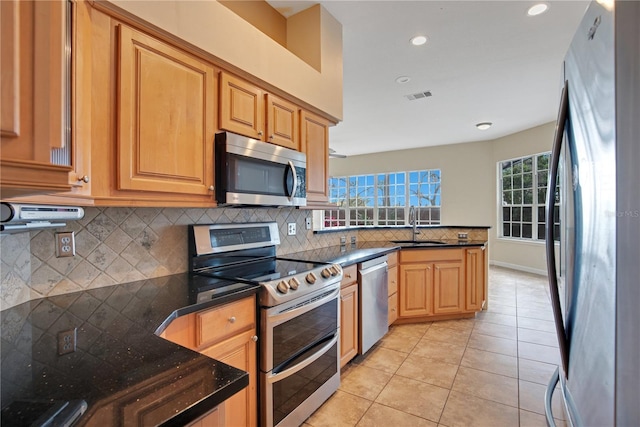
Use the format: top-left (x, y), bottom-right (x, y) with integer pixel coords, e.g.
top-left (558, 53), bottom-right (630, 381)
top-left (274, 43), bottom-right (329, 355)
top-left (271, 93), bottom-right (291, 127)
top-left (0, 207), bottom-right (353, 310)
top-left (1, 206), bottom-right (486, 310)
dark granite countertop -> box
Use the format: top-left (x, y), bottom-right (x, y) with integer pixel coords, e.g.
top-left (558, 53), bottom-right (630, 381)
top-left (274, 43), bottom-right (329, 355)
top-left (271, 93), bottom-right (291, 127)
top-left (283, 239), bottom-right (487, 267)
top-left (0, 273), bottom-right (260, 427)
top-left (314, 225), bottom-right (491, 234)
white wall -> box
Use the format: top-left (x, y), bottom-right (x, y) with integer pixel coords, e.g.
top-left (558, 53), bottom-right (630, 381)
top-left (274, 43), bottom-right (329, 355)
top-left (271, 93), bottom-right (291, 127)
top-left (330, 122), bottom-right (557, 274)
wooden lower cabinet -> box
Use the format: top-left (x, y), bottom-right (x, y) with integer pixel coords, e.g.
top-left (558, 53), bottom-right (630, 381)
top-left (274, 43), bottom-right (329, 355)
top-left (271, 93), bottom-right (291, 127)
top-left (339, 264), bottom-right (358, 367)
top-left (187, 405), bottom-right (225, 427)
top-left (200, 330), bottom-right (257, 427)
top-left (399, 263), bottom-right (433, 317)
top-left (465, 247), bottom-right (486, 311)
top-left (387, 251), bottom-right (399, 325)
top-left (432, 261), bottom-right (465, 314)
top-left (398, 247), bottom-right (485, 321)
top-left (160, 295), bottom-right (257, 427)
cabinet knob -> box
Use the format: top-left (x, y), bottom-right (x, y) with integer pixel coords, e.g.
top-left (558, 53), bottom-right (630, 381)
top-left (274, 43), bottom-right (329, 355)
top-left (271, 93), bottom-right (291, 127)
top-left (251, 335), bottom-right (258, 342)
top-left (228, 316), bottom-right (236, 324)
top-left (257, 131), bottom-right (264, 136)
top-left (208, 185), bottom-right (214, 191)
top-left (269, 135), bottom-right (274, 139)
top-left (78, 175), bottom-right (90, 183)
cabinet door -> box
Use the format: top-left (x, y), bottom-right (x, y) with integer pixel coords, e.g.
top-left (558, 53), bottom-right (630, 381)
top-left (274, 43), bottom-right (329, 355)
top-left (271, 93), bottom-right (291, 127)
top-left (465, 248), bottom-right (485, 311)
top-left (117, 25), bottom-right (215, 195)
top-left (265, 94), bottom-right (299, 150)
top-left (187, 405), bottom-right (224, 427)
top-left (300, 110), bottom-right (329, 205)
top-left (201, 329), bottom-right (258, 427)
top-left (1, 0), bottom-right (72, 197)
top-left (399, 263), bottom-right (432, 317)
top-left (433, 262), bottom-right (465, 314)
top-left (340, 283), bottom-right (359, 367)
top-left (388, 292), bottom-right (398, 325)
top-left (219, 72), bottom-right (265, 140)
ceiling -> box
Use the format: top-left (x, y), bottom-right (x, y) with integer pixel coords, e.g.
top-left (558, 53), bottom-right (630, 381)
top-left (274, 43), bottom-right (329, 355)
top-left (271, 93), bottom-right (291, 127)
top-left (268, 0), bottom-right (589, 156)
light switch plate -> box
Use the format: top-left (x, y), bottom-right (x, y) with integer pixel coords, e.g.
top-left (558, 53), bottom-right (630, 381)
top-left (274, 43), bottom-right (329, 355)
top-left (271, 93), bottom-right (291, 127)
top-left (305, 217), bottom-right (312, 230)
top-left (287, 223), bottom-right (296, 236)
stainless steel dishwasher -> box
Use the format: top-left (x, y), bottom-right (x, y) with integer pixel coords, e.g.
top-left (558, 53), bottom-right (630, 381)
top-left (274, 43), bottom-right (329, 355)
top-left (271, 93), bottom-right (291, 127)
top-left (358, 255), bottom-right (389, 354)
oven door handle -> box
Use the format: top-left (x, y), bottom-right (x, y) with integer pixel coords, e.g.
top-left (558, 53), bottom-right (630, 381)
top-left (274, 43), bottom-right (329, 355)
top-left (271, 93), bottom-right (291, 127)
top-left (269, 287), bottom-right (340, 327)
top-left (266, 334), bottom-right (338, 383)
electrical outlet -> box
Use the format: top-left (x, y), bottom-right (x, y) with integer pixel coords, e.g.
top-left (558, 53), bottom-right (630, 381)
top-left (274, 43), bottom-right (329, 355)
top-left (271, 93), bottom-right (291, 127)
top-left (351, 236), bottom-right (357, 245)
top-left (458, 233), bottom-right (469, 240)
top-left (287, 223), bottom-right (296, 236)
top-left (305, 217), bottom-right (312, 230)
top-left (55, 232), bottom-right (75, 257)
top-left (340, 236), bottom-right (346, 245)
top-left (58, 328), bottom-right (77, 355)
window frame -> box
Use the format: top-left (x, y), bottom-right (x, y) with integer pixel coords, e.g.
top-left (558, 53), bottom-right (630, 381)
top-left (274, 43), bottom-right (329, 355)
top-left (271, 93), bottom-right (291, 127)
top-left (324, 169), bottom-right (441, 229)
top-left (497, 151), bottom-right (560, 242)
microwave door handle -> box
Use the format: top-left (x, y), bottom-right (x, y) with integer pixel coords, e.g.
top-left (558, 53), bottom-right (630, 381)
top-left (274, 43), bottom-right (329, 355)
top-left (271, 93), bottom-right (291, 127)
top-left (287, 161), bottom-right (298, 201)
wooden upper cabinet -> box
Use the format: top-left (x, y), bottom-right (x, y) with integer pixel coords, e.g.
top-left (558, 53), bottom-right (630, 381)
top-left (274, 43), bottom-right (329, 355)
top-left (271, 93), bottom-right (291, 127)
top-left (300, 110), bottom-right (330, 205)
top-left (117, 25), bottom-right (215, 195)
top-left (0, 0), bottom-right (72, 197)
top-left (219, 72), bottom-right (265, 140)
top-left (265, 94), bottom-right (299, 150)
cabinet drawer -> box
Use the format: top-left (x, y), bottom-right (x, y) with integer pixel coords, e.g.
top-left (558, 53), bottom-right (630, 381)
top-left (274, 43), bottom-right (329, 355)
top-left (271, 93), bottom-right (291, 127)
top-left (196, 297), bottom-right (255, 348)
top-left (341, 264), bottom-right (357, 287)
top-left (388, 265), bottom-right (398, 296)
top-left (387, 251), bottom-right (398, 267)
top-left (400, 248), bottom-right (464, 264)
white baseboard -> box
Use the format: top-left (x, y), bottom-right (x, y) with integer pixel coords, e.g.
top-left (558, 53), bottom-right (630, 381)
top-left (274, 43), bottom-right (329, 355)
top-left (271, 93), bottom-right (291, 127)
top-left (489, 260), bottom-right (547, 277)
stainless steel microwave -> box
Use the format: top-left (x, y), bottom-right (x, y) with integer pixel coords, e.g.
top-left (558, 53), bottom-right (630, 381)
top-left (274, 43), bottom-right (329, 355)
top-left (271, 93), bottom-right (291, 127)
top-left (215, 132), bottom-right (307, 207)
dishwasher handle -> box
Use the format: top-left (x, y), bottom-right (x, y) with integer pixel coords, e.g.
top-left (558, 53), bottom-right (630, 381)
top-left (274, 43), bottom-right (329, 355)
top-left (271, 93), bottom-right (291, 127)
top-left (358, 255), bottom-right (389, 272)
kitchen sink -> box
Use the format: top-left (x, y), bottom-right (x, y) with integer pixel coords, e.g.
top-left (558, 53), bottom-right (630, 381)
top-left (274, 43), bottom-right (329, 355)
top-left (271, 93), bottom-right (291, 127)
top-left (391, 240), bottom-right (447, 245)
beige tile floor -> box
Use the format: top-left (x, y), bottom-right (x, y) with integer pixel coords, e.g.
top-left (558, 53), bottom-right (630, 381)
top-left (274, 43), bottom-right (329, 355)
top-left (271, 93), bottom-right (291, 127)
top-left (304, 266), bottom-right (568, 427)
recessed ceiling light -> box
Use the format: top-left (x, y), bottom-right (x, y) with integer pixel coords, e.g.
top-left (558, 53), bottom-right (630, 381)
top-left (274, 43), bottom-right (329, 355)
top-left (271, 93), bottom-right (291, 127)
top-left (395, 76), bottom-right (411, 84)
top-left (476, 122), bottom-right (493, 130)
top-left (527, 3), bottom-right (549, 16)
top-left (410, 35), bottom-right (428, 46)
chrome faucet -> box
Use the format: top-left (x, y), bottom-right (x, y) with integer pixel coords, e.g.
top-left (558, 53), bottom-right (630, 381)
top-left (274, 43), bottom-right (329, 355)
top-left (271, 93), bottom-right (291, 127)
top-left (408, 206), bottom-right (420, 240)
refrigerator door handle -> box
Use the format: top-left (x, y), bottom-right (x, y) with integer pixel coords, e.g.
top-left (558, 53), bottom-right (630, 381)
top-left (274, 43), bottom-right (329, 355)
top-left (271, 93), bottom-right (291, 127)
top-left (545, 367), bottom-right (560, 427)
top-left (546, 81), bottom-right (570, 376)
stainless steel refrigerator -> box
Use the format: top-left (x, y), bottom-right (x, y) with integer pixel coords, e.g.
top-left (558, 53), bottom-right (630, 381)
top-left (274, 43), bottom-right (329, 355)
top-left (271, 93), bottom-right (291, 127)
top-left (545, 1), bottom-right (639, 426)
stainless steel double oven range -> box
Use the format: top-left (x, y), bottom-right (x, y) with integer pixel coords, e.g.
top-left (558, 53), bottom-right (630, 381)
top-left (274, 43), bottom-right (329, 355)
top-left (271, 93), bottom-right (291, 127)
top-left (189, 222), bottom-right (343, 426)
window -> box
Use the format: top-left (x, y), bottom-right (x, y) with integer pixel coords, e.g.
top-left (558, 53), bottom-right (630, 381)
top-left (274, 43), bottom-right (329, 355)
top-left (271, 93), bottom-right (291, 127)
top-left (324, 169), bottom-right (441, 229)
top-left (499, 153), bottom-right (559, 241)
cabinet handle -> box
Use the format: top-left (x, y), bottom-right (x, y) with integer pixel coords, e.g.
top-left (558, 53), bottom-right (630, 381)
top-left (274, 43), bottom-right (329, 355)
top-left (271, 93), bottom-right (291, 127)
top-left (78, 175), bottom-right (89, 183)
top-left (208, 185), bottom-right (214, 191)
top-left (251, 335), bottom-right (258, 342)
top-left (345, 274), bottom-right (351, 279)
top-left (228, 316), bottom-right (236, 324)
top-left (257, 131), bottom-right (264, 136)
top-left (269, 135), bottom-right (274, 139)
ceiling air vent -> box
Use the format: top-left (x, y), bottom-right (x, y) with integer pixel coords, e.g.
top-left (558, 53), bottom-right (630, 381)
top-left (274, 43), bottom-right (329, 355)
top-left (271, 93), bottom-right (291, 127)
top-left (405, 91), bottom-right (432, 101)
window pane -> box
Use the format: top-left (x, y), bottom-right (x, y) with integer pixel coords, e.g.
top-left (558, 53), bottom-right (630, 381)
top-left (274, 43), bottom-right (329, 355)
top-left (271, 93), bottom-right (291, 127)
top-left (513, 175), bottom-right (522, 189)
top-left (503, 223), bottom-right (511, 237)
top-left (538, 206), bottom-right (545, 222)
top-left (503, 191), bottom-right (512, 205)
top-left (523, 173), bottom-right (533, 188)
top-left (512, 223), bottom-right (521, 238)
top-left (537, 224), bottom-right (546, 240)
top-left (538, 188), bottom-right (547, 204)
top-left (524, 189), bottom-right (533, 204)
top-left (503, 176), bottom-right (512, 190)
top-left (522, 223), bottom-right (532, 238)
top-left (512, 207), bottom-right (521, 221)
top-left (523, 157), bottom-right (533, 172)
top-left (538, 171), bottom-right (548, 187)
top-left (513, 190), bottom-right (522, 204)
top-left (502, 161), bottom-right (512, 176)
top-left (503, 207), bottom-right (511, 221)
top-left (523, 207), bottom-right (532, 222)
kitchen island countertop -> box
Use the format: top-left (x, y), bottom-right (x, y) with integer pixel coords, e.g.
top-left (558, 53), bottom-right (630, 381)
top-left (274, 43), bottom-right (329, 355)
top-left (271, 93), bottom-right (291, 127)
top-left (0, 273), bottom-right (259, 427)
